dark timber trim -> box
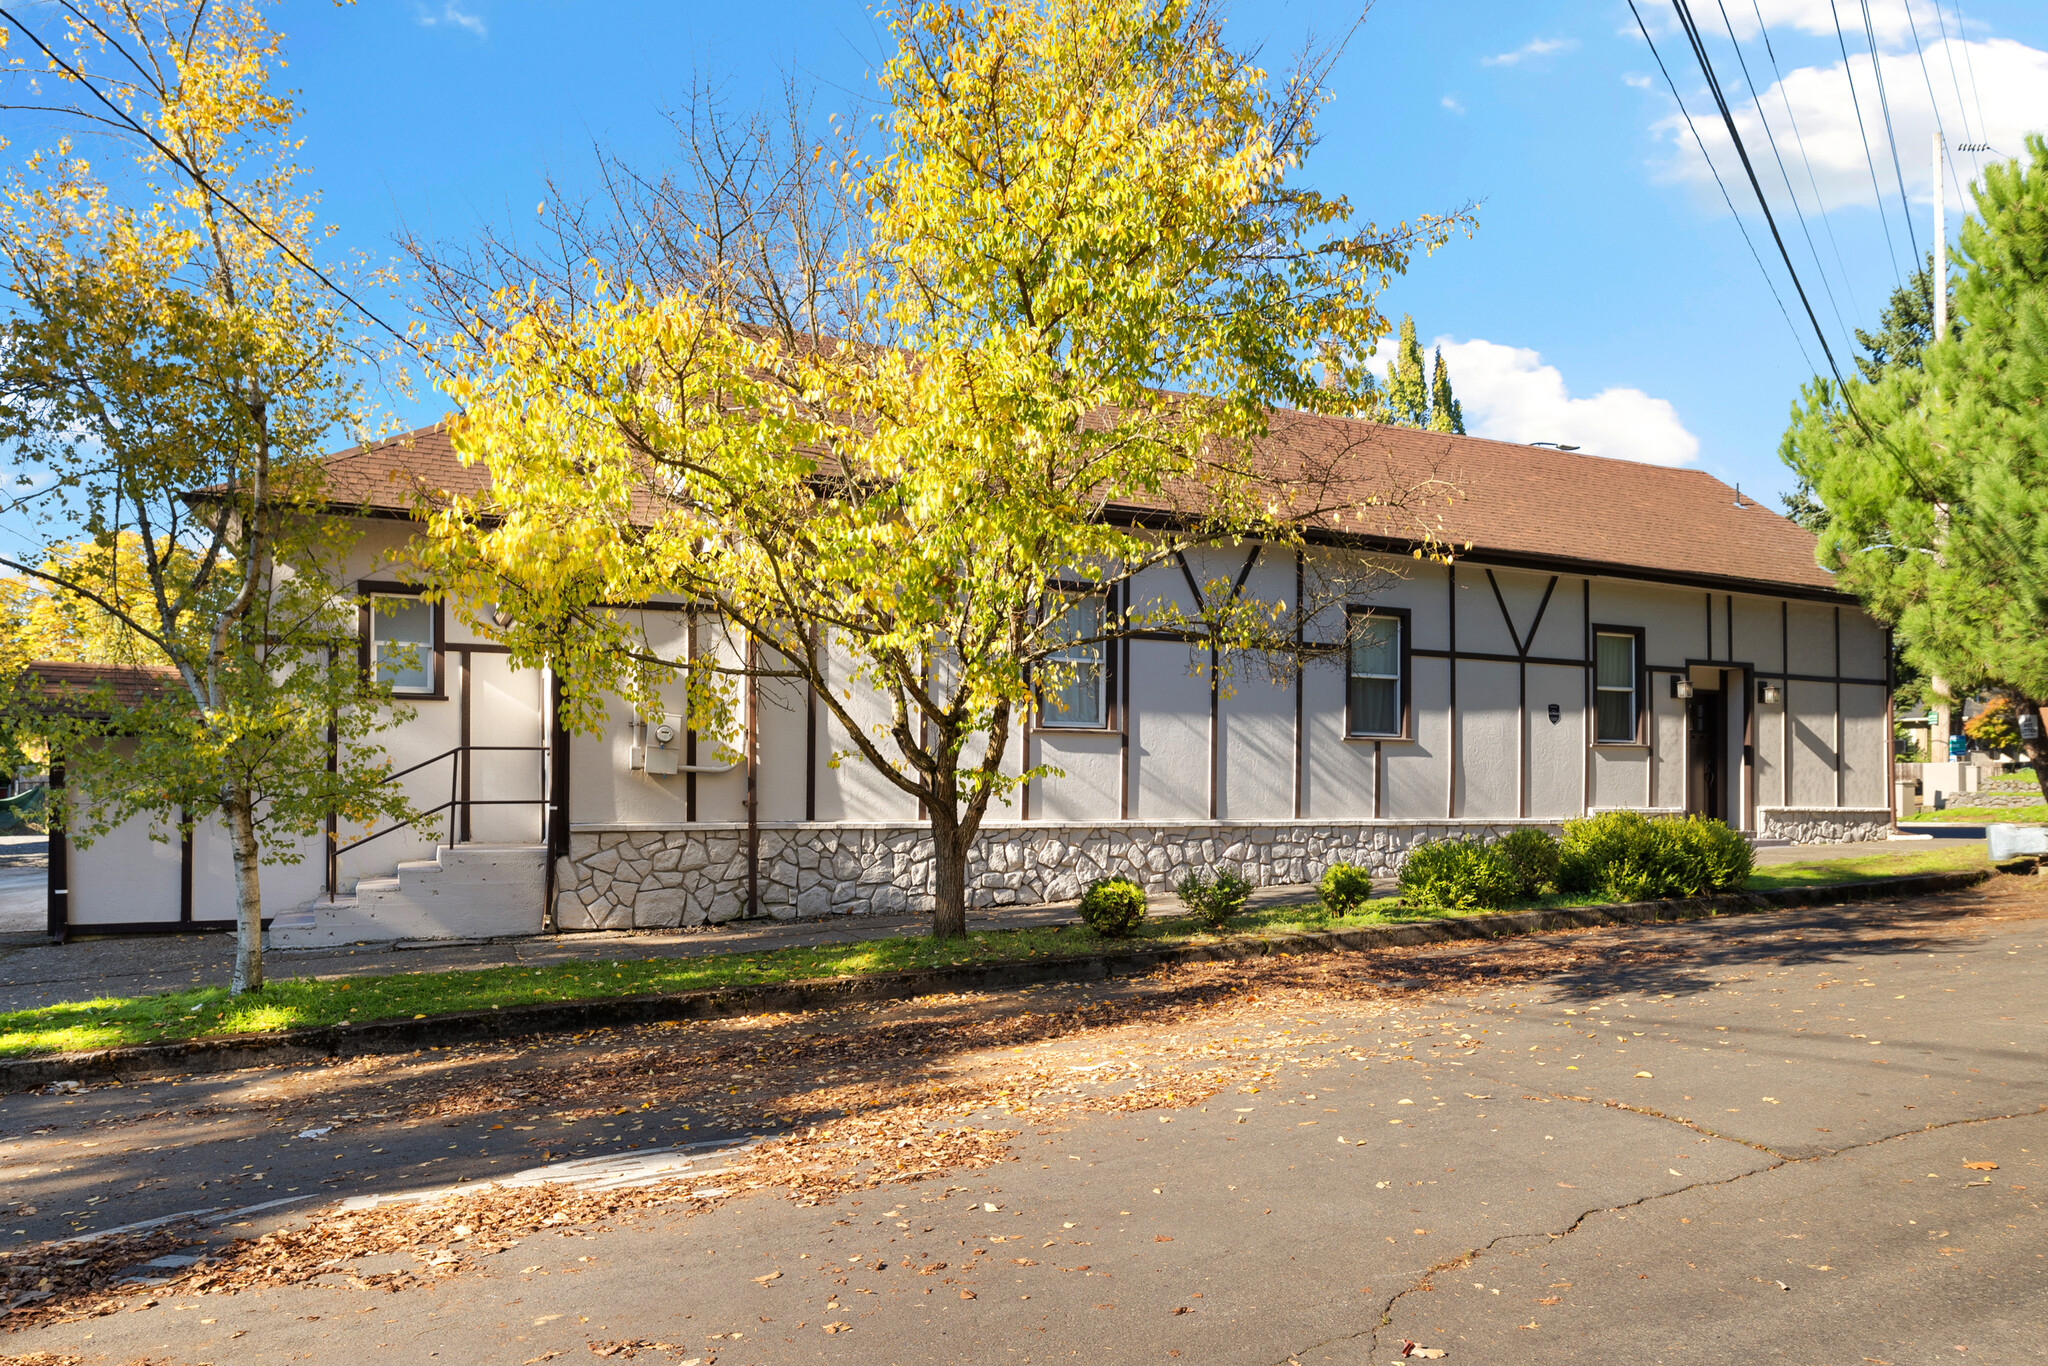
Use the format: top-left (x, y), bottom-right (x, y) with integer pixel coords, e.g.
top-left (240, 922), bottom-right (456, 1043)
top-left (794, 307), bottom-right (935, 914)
top-left (1293, 549), bottom-right (1305, 820)
top-left (179, 809), bottom-right (194, 925)
top-left (47, 759), bottom-right (66, 941)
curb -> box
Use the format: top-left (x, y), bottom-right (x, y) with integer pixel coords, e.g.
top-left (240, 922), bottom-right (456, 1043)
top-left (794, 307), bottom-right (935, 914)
top-left (0, 867), bottom-right (1991, 1092)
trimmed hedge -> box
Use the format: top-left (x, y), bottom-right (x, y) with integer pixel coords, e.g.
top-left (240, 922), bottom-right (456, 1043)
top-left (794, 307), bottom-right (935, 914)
top-left (1558, 811), bottom-right (1754, 901)
top-left (1079, 876), bottom-right (1147, 937)
top-left (1398, 838), bottom-right (1519, 910)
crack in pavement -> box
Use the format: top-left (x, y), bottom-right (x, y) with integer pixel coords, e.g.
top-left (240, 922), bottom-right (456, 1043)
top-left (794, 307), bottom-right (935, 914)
top-left (1280, 1098), bottom-right (2048, 1366)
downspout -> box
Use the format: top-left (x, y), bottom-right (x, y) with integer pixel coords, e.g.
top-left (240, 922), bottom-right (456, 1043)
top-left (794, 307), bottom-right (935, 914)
top-left (545, 668), bottom-right (569, 932)
top-left (746, 637), bottom-right (760, 918)
top-left (47, 757), bottom-right (67, 943)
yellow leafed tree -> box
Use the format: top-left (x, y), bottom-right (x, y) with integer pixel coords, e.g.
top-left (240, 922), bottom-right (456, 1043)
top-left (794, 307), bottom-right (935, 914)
top-left (421, 0), bottom-right (1470, 938)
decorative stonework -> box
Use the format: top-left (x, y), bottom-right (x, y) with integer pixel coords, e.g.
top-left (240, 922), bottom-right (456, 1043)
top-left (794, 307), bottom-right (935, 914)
top-left (554, 819), bottom-right (1560, 931)
top-left (1755, 807), bottom-right (1892, 845)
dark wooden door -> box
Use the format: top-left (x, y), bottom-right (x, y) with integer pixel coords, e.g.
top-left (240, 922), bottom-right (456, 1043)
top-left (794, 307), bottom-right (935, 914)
top-left (1687, 691), bottom-right (1723, 819)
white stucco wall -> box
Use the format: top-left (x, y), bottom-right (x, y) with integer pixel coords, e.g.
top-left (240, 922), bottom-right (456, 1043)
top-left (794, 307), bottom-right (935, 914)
top-left (53, 515), bottom-right (1899, 933)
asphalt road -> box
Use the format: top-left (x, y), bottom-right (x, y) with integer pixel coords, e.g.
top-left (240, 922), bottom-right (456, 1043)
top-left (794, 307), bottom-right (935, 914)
top-left (2, 874), bottom-right (2043, 1365)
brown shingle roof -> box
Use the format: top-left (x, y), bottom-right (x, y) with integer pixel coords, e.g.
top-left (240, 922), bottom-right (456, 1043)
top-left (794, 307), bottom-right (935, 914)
top-left (326, 413), bottom-right (1839, 599)
top-left (21, 661), bottom-right (180, 712)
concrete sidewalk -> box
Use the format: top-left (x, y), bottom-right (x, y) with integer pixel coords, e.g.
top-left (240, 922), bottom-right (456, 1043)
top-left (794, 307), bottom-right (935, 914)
top-left (0, 833), bottom-right (1986, 1012)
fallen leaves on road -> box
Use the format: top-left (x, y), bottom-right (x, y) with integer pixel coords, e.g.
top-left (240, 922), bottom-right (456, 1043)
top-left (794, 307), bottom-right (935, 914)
top-left (587, 1339), bottom-right (685, 1358)
top-left (1964, 1161), bottom-right (1998, 1171)
top-left (14, 876), bottom-right (2045, 1334)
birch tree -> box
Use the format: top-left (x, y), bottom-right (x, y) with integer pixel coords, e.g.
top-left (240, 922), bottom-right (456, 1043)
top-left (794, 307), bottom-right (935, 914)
top-left (0, 1), bottom-right (413, 987)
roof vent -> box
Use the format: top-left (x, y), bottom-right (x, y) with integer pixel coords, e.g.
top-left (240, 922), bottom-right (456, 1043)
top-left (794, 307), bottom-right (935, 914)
top-left (1529, 441), bottom-right (1580, 451)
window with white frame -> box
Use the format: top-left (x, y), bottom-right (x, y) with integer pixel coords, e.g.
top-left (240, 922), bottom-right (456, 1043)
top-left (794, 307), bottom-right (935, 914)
top-left (1347, 611), bottom-right (1403, 737)
top-left (1040, 592), bottom-right (1107, 728)
top-left (369, 593), bottom-right (437, 694)
top-left (1594, 631), bottom-right (1638, 743)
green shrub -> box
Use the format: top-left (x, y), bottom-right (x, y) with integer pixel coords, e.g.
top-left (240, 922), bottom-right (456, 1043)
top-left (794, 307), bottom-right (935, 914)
top-left (1079, 876), bottom-right (1147, 937)
top-left (1398, 838), bottom-right (1518, 910)
top-left (1318, 862), bottom-right (1376, 914)
top-left (1494, 827), bottom-right (1562, 899)
top-left (1558, 811), bottom-right (1752, 901)
top-left (1558, 810), bottom-right (1658, 895)
top-left (1176, 867), bottom-right (1251, 930)
top-left (1663, 815), bottom-right (1755, 893)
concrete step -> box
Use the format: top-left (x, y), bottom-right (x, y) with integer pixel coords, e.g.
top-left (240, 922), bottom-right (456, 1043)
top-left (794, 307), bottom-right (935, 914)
top-left (269, 845), bottom-right (548, 949)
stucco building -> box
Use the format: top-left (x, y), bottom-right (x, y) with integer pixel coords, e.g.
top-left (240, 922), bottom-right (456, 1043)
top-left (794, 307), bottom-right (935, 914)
top-left (38, 412), bottom-right (1895, 942)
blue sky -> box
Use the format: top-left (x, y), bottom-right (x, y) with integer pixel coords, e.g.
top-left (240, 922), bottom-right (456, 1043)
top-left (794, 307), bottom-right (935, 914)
top-left (255, 1), bottom-right (2048, 506)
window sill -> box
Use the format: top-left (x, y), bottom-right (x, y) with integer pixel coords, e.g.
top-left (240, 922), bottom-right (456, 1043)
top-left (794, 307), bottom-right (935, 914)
top-left (1033, 725), bottom-right (1121, 736)
top-left (1343, 733), bottom-right (1414, 744)
top-left (1590, 740), bottom-right (1650, 750)
top-left (389, 691), bottom-right (449, 703)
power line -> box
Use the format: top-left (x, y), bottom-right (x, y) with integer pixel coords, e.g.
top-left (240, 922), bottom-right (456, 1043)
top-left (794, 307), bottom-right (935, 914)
top-left (1666, 0), bottom-right (1940, 507)
top-left (1748, 0), bottom-right (1862, 324)
top-left (1825, 0), bottom-right (1905, 286)
top-left (1856, 0), bottom-right (1923, 264)
top-left (1667, 2), bottom-right (1838, 381)
top-left (0, 7), bottom-right (440, 379)
top-left (1712, 0), bottom-right (1854, 354)
top-left (1626, 1), bottom-right (1816, 374)
top-left (1902, 0), bottom-right (1970, 213)
top-left (1954, 0), bottom-right (1995, 186)
top-left (1932, 0), bottom-right (1984, 182)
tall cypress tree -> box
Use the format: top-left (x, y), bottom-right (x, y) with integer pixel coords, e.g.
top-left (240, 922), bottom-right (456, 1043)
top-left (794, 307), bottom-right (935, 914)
top-left (1383, 315), bottom-right (1431, 427)
top-left (1379, 315), bottom-right (1464, 431)
top-left (1427, 347), bottom-right (1465, 434)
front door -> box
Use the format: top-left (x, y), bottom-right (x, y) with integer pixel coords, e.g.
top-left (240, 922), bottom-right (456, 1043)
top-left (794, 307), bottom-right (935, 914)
top-left (1687, 690), bottom-right (1723, 820)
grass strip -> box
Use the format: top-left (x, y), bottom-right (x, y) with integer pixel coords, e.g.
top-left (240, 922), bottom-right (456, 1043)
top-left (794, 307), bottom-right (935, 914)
top-left (1908, 804), bottom-right (2048, 824)
top-left (0, 847), bottom-right (1989, 1060)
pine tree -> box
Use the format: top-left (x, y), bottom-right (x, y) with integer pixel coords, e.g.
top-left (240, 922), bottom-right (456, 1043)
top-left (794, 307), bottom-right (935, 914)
top-left (1781, 252), bottom-right (1953, 531)
top-left (1781, 135), bottom-right (2048, 801)
top-left (1427, 347), bottom-right (1465, 434)
top-left (1853, 255), bottom-right (1949, 384)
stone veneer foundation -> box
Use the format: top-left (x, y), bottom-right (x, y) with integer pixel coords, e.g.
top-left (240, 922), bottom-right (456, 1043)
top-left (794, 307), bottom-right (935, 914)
top-left (556, 818), bottom-right (1558, 931)
top-left (1754, 806), bottom-right (1894, 845)
top-left (554, 808), bottom-right (1900, 932)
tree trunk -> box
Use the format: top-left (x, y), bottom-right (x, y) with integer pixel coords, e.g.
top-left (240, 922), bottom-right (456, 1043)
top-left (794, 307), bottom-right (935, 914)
top-left (226, 787), bottom-right (265, 994)
top-left (929, 810), bottom-right (971, 941)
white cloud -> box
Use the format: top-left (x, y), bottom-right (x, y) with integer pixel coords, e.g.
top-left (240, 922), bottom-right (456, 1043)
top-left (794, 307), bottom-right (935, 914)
top-left (1414, 338), bottom-right (1701, 467)
top-left (1482, 36), bottom-right (1578, 68)
top-left (1441, 94), bottom-right (1466, 114)
top-left (416, 2), bottom-right (486, 38)
top-left (1714, 0), bottom-right (1936, 47)
top-left (1650, 36), bottom-right (2048, 209)
top-left (1623, 72), bottom-right (1654, 90)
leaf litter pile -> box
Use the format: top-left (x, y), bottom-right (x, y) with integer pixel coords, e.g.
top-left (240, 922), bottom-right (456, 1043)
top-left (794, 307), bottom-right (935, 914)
top-left (6, 876), bottom-right (2039, 1335)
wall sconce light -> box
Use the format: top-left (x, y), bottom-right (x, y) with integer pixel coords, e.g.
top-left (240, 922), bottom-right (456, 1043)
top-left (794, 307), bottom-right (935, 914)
top-left (492, 604), bottom-right (516, 629)
top-left (1758, 680), bottom-right (1783, 706)
top-left (1671, 675), bottom-right (1694, 700)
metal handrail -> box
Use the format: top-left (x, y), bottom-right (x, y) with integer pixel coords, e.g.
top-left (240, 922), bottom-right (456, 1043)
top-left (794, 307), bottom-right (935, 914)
top-left (325, 744), bottom-right (549, 897)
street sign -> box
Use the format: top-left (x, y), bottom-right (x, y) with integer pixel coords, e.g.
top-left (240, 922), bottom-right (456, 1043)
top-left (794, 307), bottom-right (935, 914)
top-left (1949, 734), bottom-right (1968, 758)
top-left (2022, 712), bottom-right (2041, 741)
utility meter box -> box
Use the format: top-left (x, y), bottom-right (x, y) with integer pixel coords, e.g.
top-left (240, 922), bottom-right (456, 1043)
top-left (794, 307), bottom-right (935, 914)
top-left (631, 716), bottom-right (683, 775)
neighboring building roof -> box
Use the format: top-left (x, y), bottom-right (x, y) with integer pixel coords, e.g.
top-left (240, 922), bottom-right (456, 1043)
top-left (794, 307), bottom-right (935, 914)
top-left (19, 661), bottom-right (180, 713)
top-left (320, 413), bottom-right (1841, 600)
